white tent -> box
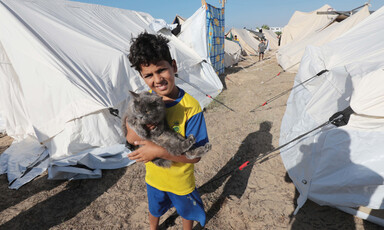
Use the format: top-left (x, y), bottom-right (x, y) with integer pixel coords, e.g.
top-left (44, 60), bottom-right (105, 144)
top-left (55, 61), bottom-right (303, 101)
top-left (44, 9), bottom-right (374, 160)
top-left (0, 0), bottom-right (223, 189)
top-left (226, 28), bottom-right (260, 56)
top-left (280, 5), bottom-right (337, 47)
top-left (177, 6), bottom-right (208, 62)
top-left (176, 4), bottom-right (227, 74)
top-left (277, 5), bottom-right (370, 72)
top-left (280, 5), bottom-right (384, 226)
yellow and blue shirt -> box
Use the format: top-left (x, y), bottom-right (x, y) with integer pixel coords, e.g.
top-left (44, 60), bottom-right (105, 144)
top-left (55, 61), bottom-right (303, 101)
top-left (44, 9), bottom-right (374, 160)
top-left (145, 88), bottom-right (209, 195)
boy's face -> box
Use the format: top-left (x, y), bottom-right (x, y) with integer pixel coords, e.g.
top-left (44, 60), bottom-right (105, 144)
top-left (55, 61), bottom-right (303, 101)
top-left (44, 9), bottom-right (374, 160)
top-left (140, 60), bottom-right (179, 101)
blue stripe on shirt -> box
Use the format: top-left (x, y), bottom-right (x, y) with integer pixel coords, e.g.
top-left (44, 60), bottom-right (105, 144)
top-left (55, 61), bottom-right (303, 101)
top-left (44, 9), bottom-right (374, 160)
top-left (185, 112), bottom-right (209, 147)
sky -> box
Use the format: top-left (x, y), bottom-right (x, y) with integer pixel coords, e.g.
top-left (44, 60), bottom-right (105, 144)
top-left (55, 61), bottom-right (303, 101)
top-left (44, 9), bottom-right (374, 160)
top-left (72, 0), bottom-right (383, 30)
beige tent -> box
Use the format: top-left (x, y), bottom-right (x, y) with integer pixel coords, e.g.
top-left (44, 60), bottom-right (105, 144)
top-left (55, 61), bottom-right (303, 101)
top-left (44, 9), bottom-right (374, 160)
top-left (280, 4), bottom-right (337, 47)
top-left (224, 39), bottom-right (242, 67)
top-left (263, 29), bottom-right (279, 50)
top-left (277, 5), bottom-right (370, 72)
top-left (226, 28), bottom-right (260, 56)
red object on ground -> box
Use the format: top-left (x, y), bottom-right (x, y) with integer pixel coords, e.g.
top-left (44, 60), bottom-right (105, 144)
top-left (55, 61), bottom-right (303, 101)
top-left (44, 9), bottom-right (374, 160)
top-left (239, 161), bottom-right (250, 170)
top-left (262, 101), bottom-right (268, 106)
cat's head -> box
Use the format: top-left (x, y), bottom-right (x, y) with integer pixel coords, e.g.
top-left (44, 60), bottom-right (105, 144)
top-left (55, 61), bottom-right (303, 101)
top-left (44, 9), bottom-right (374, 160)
top-left (129, 91), bottom-right (165, 124)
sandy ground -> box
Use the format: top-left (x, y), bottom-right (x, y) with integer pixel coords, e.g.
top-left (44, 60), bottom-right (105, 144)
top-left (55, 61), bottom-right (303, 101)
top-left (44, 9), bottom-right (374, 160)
top-left (0, 54), bottom-right (382, 229)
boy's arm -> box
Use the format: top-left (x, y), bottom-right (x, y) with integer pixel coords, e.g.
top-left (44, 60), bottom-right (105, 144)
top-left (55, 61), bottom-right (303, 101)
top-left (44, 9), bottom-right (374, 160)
top-left (125, 123), bottom-right (143, 145)
top-left (126, 122), bottom-right (200, 163)
top-left (128, 140), bottom-right (200, 163)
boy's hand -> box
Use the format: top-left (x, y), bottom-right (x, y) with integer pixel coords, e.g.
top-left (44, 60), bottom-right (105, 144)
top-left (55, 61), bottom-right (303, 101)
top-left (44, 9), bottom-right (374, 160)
top-left (128, 140), bottom-right (168, 163)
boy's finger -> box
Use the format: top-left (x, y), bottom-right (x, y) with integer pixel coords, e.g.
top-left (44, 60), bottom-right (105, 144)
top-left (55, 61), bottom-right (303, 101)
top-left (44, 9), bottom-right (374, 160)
top-left (134, 140), bottom-right (145, 146)
top-left (128, 150), bottom-right (140, 158)
top-left (129, 154), bottom-right (141, 160)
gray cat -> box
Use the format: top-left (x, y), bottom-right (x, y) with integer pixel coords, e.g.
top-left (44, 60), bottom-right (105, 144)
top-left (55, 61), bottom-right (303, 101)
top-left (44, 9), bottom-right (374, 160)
top-left (122, 91), bottom-right (211, 168)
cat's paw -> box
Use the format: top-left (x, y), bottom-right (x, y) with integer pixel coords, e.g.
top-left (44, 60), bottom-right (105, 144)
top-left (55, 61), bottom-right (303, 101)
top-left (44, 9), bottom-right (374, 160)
top-left (204, 143), bottom-right (212, 152)
top-left (185, 143), bottom-right (211, 159)
top-left (181, 134), bottom-right (195, 151)
top-left (186, 134), bottom-right (195, 144)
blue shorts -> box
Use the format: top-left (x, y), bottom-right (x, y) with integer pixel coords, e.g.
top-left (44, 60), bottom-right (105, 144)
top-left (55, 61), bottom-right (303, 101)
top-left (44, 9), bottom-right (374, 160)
top-left (146, 183), bottom-right (206, 226)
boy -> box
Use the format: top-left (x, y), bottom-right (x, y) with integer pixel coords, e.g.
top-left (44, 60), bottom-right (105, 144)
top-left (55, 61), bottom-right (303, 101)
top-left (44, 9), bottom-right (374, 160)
top-left (126, 32), bottom-right (208, 230)
top-left (258, 39), bottom-right (266, 61)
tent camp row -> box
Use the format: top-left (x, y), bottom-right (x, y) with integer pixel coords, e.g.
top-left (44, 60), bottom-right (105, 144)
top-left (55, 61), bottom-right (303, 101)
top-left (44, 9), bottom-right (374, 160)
top-left (226, 28), bottom-right (260, 56)
top-left (277, 4), bottom-right (371, 72)
top-left (0, 0), bottom-right (223, 189)
top-left (225, 27), bottom-right (278, 57)
top-left (173, 3), bottom-right (243, 70)
top-left (280, 4), bottom-right (384, 226)
top-left (173, 2), bottom-right (279, 69)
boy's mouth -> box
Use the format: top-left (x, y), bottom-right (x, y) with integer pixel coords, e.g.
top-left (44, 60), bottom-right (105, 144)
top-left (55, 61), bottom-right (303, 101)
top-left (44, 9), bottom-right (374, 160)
top-left (156, 82), bottom-right (168, 91)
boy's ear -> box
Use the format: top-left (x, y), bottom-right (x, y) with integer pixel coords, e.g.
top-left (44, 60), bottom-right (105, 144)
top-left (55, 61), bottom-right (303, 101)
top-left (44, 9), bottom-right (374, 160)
top-left (172, 59), bottom-right (178, 73)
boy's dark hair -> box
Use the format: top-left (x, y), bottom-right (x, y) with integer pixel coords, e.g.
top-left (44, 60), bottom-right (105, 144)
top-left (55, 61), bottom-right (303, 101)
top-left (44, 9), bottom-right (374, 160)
top-left (128, 32), bottom-right (173, 72)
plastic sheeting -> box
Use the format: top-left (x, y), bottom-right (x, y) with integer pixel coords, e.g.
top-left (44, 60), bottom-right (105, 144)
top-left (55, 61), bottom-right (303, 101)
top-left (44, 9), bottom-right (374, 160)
top-left (0, 0), bottom-right (223, 189)
top-left (279, 5), bottom-right (384, 222)
top-left (48, 144), bottom-right (135, 180)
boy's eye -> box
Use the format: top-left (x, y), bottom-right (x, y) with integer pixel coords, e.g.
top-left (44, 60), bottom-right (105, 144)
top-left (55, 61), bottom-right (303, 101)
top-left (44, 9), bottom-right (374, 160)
top-left (143, 74), bottom-right (152, 79)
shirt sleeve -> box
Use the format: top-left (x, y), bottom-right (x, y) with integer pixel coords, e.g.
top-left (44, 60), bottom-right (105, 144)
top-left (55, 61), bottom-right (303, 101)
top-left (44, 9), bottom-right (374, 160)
top-left (185, 112), bottom-right (209, 147)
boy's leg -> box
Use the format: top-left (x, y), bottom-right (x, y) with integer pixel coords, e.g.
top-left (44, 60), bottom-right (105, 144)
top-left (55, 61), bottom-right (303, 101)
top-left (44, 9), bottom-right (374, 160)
top-left (149, 213), bottom-right (160, 230)
top-left (182, 218), bottom-right (193, 230)
top-left (168, 189), bottom-right (206, 227)
top-left (146, 184), bottom-right (172, 229)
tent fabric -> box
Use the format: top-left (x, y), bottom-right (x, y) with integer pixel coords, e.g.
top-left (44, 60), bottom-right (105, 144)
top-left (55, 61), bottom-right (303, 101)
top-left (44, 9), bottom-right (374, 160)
top-left (226, 28), bottom-right (260, 56)
top-left (177, 6), bottom-right (208, 63)
top-left (262, 29), bottom-right (279, 50)
top-left (48, 144), bottom-right (135, 181)
top-left (280, 4), bottom-right (337, 47)
top-left (177, 5), bottom-right (236, 71)
top-left (0, 113), bottom-right (6, 133)
top-left (0, 0), bottom-right (223, 189)
top-left (277, 6), bottom-right (370, 72)
top-left (279, 5), bottom-right (384, 219)
top-left (206, 3), bottom-right (225, 75)
top-left (173, 15), bottom-right (186, 25)
top-left (224, 39), bottom-right (242, 68)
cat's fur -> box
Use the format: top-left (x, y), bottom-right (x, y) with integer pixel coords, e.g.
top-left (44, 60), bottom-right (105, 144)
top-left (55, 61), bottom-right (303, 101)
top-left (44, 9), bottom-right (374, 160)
top-left (122, 91), bottom-right (211, 167)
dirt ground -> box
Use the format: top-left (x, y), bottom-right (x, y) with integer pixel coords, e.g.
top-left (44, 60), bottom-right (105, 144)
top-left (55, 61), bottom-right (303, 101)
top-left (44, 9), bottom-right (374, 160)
top-left (0, 54), bottom-right (382, 229)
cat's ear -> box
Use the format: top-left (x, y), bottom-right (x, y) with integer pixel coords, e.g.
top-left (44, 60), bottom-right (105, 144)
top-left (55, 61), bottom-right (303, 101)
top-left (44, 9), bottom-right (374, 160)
top-left (129, 91), bottom-right (139, 99)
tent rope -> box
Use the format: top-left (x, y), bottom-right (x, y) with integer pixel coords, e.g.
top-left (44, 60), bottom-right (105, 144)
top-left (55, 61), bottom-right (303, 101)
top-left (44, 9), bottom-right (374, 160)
top-left (201, 108), bottom-right (351, 187)
top-left (261, 71), bottom-right (281, 84)
top-left (175, 74), bottom-right (235, 112)
top-left (250, 69), bottom-right (328, 112)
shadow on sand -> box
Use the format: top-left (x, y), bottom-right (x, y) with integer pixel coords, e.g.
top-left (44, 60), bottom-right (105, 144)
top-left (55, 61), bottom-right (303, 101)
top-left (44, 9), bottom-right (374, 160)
top-left (160, 121), bottom-right (274, 229)
top-left (0, 167), bottom-right (126, 230)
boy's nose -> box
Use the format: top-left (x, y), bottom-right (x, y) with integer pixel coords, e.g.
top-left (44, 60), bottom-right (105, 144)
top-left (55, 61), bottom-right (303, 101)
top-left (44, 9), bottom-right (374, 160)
top-left (154, 74), bottom-right (163, 83)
